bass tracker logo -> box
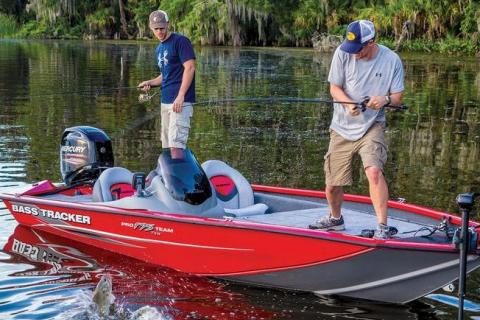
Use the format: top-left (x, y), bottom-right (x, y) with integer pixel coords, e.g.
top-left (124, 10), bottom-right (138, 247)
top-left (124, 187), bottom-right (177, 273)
top-left (11, 203), bottom-right (91, 225)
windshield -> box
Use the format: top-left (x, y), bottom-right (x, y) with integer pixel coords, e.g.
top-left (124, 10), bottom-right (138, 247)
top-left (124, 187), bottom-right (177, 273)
top-left (158, 149), bottom-right (212, 205)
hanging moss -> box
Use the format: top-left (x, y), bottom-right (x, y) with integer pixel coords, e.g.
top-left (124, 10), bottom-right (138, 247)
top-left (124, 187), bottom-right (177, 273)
top-left (1, 0), bottom-right (479, 53)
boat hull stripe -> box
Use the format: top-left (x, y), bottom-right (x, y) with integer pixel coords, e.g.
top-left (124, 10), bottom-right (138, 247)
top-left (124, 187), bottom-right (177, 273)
top-left (33, 223), bottom-right (253, 251)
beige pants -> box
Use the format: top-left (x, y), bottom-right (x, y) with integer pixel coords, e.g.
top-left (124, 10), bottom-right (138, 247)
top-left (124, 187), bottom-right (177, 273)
top-left (324, 122), bottom-right (387, 186)
top-left (161, 103), bottom-right (193, 149)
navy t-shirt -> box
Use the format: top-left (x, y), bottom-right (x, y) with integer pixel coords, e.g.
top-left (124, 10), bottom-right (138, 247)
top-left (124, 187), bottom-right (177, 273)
top-left (155, 33), bottom-right (196, 104)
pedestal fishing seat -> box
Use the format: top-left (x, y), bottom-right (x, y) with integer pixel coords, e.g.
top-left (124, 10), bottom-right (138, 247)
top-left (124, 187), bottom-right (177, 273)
top-left (92, 167), bottom-right (135, 202)
top-left (201, 160), bottom-right (268, 217)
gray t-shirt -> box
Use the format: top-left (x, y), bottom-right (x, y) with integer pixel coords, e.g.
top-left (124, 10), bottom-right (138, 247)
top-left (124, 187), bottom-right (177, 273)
top-left (328, 44), bottom-right (404, 141)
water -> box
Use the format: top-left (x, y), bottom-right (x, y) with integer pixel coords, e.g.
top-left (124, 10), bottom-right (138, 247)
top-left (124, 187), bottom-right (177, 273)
top-left (0, 39), bottom-right (480, 319)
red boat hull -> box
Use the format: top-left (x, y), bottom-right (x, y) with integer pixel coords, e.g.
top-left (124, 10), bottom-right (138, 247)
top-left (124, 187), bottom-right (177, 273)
top-left (3, 198), bottom-right (372, 276)
top-left (2, 184), bottom-right (480, 303)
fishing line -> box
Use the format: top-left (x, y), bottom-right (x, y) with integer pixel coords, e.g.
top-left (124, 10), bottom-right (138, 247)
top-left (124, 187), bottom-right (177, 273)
top-left (113, 96), bottom-right (336, 139)
top-left (114, 95), bottom-right (408, 139)
top-left (12, 86), bottom-right (140, 100)
top-left (10, 84), bottom-right (408, 138)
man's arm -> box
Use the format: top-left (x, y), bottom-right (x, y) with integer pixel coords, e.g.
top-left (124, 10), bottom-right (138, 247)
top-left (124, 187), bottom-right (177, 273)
top-left (173, 59), bottom-right (195, 113)
top-left (138, 75), bottom-right (162, 91)
top-left (330, 83), bottom-right (360, 117)
top-left (389, 91), bottom-right (403, 106)
top-left (367, 91), bottom-right (403, 109)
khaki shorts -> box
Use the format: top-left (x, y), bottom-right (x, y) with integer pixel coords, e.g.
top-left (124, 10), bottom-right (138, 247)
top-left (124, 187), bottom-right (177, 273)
top-left (161, 103), bottom-right (193, 149)
top-left (324, 122), bottom-right (387, 186)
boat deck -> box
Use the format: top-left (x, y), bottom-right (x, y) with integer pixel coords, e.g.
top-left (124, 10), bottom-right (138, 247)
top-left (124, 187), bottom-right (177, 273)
top-left (246, 192), bottom-right (443, 239)
top-left (40, 190), bottom-right (446, 240)
top-left (239, 206), bottom-right (430, 238)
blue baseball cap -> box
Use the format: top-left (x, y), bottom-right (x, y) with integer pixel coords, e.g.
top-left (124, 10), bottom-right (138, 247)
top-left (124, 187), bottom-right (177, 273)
top-left (340, 20), bottom-right (376, 54)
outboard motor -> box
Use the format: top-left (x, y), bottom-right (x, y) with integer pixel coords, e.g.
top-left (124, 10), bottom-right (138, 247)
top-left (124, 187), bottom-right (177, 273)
top-left (157, 148), bottom-right (212, 205)
top-left (60, 126), bottom-right (114, 186)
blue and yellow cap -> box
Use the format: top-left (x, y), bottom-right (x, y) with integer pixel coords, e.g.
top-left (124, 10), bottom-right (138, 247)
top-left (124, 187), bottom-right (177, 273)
top-left (340, 20), bottom-right (376, 54)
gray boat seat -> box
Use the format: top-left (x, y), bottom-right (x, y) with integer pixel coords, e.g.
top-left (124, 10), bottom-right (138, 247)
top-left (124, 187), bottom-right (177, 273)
top-left (201, 160), bottom-right (268, 217)
top-left (92, 167), bottom-right (134, 202)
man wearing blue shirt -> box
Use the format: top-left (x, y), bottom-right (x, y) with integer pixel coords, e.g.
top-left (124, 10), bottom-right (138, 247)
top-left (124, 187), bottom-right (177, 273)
top-left (139, 10), bottom-right (196, 158)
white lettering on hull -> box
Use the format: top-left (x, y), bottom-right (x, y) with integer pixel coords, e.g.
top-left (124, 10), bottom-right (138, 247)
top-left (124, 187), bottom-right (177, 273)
top-left (11, 203), bottom-right (91, 225)
top-left (120, 221), bottom-right (174, 234)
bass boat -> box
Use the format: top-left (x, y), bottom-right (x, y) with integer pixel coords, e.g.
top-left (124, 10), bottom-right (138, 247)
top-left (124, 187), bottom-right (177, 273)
top-left (1, 126), bottom-right (479, 304)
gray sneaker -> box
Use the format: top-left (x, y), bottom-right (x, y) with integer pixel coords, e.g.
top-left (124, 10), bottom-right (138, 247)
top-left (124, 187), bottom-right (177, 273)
top-left (309, 214), bottom-right (345, 231)
top-left (373, 224), bottom-right (397, 239)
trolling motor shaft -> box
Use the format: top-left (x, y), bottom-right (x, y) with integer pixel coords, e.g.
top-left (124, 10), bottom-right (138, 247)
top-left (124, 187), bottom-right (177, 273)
top-left (456, 193), bottom-right (479, 320)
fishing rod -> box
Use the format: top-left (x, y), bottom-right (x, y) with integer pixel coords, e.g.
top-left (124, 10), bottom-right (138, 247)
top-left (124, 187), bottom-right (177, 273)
top-left (115, 95), bottom-right (408, 139)
top-left (197, 97), bottom-right (408, 112)
top-left (18, 84), bottom-right (407, 112)
top-left (138, 92), bottom-right (408, 111)
top-left (13, 86), bottom-right (141, 100)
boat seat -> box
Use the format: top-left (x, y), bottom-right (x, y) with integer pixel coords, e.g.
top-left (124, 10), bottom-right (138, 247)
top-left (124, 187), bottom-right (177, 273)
top-left (92, 167), bottom-right (135, 202)
top-left (201, 160), bottom-right (268, 217)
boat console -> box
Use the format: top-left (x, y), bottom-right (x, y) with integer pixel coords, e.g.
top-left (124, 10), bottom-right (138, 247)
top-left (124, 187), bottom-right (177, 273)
top-left (155, 148), bottom-right (212, 205)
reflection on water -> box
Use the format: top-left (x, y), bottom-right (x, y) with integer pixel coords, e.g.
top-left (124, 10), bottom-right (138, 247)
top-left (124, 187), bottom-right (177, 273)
top-left (0, 40), bottom-right (479, 319)
top-left (2, 225), bottom-right (274, 319)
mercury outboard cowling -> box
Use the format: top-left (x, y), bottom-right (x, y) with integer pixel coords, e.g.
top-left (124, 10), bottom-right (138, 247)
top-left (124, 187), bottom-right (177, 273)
top-left (60, 126), bottom-right (114, 186)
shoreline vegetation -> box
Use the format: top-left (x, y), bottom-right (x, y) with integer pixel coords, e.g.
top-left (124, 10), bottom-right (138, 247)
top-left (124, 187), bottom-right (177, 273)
top-left (0, 0), bottom-right (479, 55)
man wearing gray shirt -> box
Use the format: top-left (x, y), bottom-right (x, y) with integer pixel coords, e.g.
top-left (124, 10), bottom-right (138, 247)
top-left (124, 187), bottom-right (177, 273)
top-left (309, 20), bottom-right (405, 239)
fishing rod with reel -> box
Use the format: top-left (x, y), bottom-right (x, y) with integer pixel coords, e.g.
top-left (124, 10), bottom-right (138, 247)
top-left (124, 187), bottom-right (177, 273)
top-left (20, 83), bottom-right (408, 112)
top-left (20, 84), bottom-right (408, 138)
top-left (119, 86), bottom-right (409, 140)
top-left (138, 88), bottom-right (408, 111)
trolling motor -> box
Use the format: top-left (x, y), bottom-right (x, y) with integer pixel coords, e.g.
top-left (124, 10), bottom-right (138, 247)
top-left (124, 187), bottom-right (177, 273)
top-left (455, 193), bottom-right (480, 320)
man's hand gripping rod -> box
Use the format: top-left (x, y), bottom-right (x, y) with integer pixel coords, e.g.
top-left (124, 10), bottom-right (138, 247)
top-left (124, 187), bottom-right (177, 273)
top-left (344, 97), bottom-right (408, 112)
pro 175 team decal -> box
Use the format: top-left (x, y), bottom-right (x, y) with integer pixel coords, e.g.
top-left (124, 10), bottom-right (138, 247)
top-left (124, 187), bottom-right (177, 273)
top-left (11, 203), bottom-right (91, 224)
top-left (121, 221), bottom-right (173, 235)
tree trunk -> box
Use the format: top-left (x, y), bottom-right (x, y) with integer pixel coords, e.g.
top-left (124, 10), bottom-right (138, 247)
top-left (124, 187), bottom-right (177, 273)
top-left (394, 21), bottom-right (411, 52)
top-left (226, 0), bottom-right (242, 46)
top-left (118, 0), bottom-right (133, 39)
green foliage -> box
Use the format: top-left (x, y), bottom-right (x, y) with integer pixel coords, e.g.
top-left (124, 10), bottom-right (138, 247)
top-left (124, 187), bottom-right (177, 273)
top-left (85, 7), bottom-right (115, 38)
top-left (0, 13), bottom-right (17, 37)
top-left (16, 19), bottom-right (49, 38)
top-left (460, 2), bottom-right (480, 42)
top-left (3, 0), bottom-right (480, 54)
top-left (292, 0), bottom-right (329, 42)
top-left (178, 0), bottom-right (227, 44)
top-left (437, 35), bottom-right (478, 55)
top-left (128, 0), bottom-right (160, 38)
top-left (160, 0), bottom-right (193, 28)
top-left (392, 37), bottom-right (477, 55)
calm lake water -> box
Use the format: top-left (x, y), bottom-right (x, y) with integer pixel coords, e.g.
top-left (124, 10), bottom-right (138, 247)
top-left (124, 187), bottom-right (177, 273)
top-left (1, 39), bottom-right (480, 319)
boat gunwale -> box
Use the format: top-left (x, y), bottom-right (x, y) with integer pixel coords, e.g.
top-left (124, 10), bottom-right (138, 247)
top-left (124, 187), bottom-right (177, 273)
top-left (0, 184), bottom-right (476, 253)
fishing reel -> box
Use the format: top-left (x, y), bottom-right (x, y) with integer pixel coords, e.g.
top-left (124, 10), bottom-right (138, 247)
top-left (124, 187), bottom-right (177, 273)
top-left (354, 96), bottom-right (408, 112)
top-left (138, 91), bottom-right (158, 103)
top-left (359, 96), bottom-right (370, 112)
